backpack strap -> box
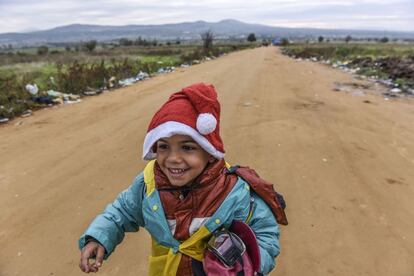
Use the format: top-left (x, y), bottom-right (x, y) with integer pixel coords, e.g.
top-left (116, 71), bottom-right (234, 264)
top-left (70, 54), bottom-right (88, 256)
top-left (228, 166), bottom-right (288, 225)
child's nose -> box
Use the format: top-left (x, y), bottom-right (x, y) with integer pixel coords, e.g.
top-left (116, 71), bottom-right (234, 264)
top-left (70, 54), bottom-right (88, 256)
top-left (166, 150), bottom-right (182, 163)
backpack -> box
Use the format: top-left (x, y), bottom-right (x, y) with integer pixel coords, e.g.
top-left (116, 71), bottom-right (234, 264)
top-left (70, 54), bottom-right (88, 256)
top-left (227, 166), bottom-right (288, 225)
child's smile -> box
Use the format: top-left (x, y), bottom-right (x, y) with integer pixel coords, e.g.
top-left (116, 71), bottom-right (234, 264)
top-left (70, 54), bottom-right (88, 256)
top-left (156, 135), bottom-right (214, 187)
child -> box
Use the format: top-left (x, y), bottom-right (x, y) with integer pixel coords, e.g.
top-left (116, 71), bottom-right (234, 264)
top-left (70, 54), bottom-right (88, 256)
top-left (79, 83), bottom-right (284, 275)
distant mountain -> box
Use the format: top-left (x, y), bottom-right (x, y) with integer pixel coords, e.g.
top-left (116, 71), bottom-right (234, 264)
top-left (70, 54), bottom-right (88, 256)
top-left (1, 19), bottom-right (413, 47)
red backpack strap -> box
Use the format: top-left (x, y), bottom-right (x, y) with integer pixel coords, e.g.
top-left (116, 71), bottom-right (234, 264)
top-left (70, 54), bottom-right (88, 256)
top-left (229, 166), bottom-right (288, 225)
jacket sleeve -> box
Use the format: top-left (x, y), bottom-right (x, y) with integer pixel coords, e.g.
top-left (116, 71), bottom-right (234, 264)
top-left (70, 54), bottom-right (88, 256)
top-left (78, 173), bottom-right (146, 259)
top-left (248, 193), bottom-right (281, 275)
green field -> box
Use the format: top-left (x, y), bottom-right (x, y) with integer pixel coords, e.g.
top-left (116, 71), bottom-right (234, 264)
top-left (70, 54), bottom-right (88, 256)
top-left (282, 43), bottom-right (414, 59)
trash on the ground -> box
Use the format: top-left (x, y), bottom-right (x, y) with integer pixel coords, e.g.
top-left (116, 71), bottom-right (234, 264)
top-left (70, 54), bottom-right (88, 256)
top-left (0, 117), bottom-right (9, 124)
top-left (180, 63), bottom-right (190, 68)
top-left (118, 77), bottom-right (137, 86)
top-left (32, 96), bottom-right (54, 105)
top-left (157, 67), bottom-right (175, 74)
top-left (390, 88), bottom-right (402, 93)
top-left (25, 84), bottom-right (39, 95)
top-left (136, 71), bottom-right (150, 80)
top-left (47, 90), bottom-right (80, 103)
top-left (243, 102), bottom-right (252, 107)
top-left (378, 79), bottom-right (394, 87)
top-left (83, 91), bottom-right (98, 96)
top-left (46, 90), bottom-right (61, 98)
top-left (64, 99), bottom-right (82, 105)
top-left (108, 76), bottom-right (117, 88)
top-left (21, 110), bottom-right (32, 118)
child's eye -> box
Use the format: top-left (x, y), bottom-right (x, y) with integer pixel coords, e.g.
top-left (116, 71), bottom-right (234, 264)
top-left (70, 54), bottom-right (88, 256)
top-left (182, 145), bottom-right (196, 151)
top-left (157, 143), bottom-right (169, 150)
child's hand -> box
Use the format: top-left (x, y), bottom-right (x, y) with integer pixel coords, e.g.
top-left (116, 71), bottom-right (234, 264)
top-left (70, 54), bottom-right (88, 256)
top-left (79, 241), bottom-right (105, 273)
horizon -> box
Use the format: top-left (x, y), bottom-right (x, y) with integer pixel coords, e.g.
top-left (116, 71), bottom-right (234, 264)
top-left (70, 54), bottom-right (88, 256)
top-left (3, 19), bottom-right (414, 35)
top-left (1, 0), bottom-right (413, 34)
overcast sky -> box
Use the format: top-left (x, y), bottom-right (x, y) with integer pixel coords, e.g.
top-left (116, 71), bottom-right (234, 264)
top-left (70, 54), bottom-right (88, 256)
top-left (0, 0), bottom-right (413, 34)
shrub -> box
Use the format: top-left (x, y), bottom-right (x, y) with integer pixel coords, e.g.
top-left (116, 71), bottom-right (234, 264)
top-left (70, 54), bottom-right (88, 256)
top-left (37, 46), bottom-right (49, 55)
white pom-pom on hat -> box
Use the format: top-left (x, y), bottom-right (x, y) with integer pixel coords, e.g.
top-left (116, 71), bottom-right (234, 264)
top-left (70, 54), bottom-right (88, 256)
top-left (196, 113), bottom-right (217, 135)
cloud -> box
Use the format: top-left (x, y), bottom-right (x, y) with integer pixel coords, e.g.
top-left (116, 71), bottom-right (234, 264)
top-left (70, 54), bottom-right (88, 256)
top-left (0, 0), bottom-right (413, 33)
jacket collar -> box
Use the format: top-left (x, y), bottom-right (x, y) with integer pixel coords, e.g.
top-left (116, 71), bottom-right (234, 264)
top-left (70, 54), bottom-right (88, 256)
top-left (154, 159), bottom-right (226, 191)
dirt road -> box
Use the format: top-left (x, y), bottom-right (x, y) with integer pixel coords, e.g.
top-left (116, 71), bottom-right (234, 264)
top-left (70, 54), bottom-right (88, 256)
top-left (1, 47), bottom-right (414, 276)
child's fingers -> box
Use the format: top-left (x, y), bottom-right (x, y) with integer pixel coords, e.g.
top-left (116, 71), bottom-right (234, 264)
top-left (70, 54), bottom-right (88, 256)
top-left (94, 246), bottom-right (105, 268)
top-left (79, 245), bottom-right (96, 273)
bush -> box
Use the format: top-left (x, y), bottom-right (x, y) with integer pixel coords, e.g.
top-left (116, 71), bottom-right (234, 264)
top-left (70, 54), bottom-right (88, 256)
top-left (37, 46), bottom-right (49, 55)
top-left (247, 33), bottom-right (257, 42)
top-left (0, 74), bottom-right (37, 119)
top-left (83, 40), bottom-right (97, 52)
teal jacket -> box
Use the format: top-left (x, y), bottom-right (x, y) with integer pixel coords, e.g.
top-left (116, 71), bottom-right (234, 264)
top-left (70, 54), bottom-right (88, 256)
top-left (79, 172), bottom-right (280, 274)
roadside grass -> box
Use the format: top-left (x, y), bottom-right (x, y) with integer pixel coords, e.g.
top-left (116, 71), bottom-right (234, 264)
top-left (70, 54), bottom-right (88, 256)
top-left (282, 43), bottom-right (414, 92)
top-left (282, 43), bottom-right (414, 60)
top-left (0, 42), bottom-right (255, 120)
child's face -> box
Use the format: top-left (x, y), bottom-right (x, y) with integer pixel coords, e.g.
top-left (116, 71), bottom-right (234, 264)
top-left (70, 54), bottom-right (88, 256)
top-left (156, 134), bottom-right (214, 187)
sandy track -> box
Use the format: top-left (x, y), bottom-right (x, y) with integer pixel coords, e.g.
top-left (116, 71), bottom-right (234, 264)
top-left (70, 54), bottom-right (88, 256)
top-left (1, 47), bottom-right (413, 276)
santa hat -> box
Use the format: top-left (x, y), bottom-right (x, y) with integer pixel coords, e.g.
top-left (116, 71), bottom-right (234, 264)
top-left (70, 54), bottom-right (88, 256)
top-left (142, 83), bottom-right (225, 160)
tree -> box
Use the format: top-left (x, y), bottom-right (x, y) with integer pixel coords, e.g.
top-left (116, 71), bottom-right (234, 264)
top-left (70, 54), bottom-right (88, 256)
top-left (37, 45), bottom-right (49, 55)
top-left (65, 45), bottom-right (71, 52)
top-left (83, 40), bottom-right (97, 52)
top-left (200, 30), bottom-right (214, 50)
top-left (345, 35), bottom-right (352, 44)
top-left (280, 38), bottom-right (289, 46)
top-left (119, 38), bottom-right (133, 46)
top-left (379, 37), bottom-right (389, 43)
top-left (318, 36), bottom-right (324, 43)
top-left (247, 33), bottom-right (257, 42)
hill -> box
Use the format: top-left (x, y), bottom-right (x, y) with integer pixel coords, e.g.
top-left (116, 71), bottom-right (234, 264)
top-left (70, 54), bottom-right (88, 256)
top-left (1, 19), bottom-right (413, 47)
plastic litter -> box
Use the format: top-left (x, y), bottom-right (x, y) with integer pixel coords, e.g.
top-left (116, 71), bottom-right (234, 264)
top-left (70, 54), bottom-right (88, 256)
top-left (108, 76), bottom-right (117, 88)
top-left (64, 99), bottom-right (82, 105)
top-left (32, 96), bottom-right (54, 105)
top-left (21, 110), bottom-right (32, 118)
top-left (390, 88), bottom-right (402, 93)
top-left (46, 90), bottom-right (80, 104)
top-left (156, 67), bottom-right (175, 74)
top-left (83, 91), bottom-right (98, 96)
top-left (118, 78), bottom-right (137, 86)
top-left (25, 84), bottom-right (39, 95)
top-left (136, 71), bottom-right (149, 80)
top-left (0, 117), bottom-right (9, 124)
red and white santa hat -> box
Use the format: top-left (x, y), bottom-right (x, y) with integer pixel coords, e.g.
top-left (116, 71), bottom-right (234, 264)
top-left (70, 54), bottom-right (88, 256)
top-left (142, 83), bottom-right (225, 160)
